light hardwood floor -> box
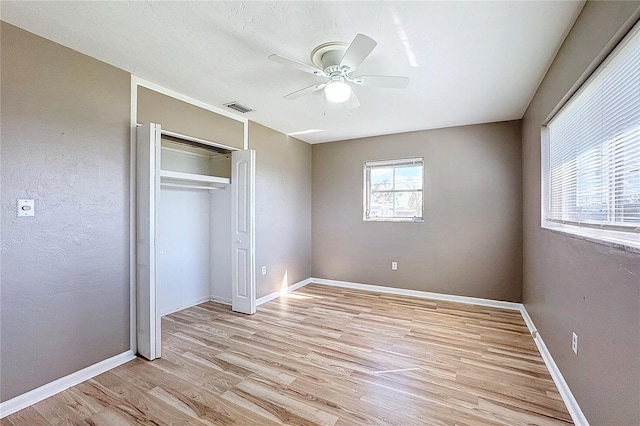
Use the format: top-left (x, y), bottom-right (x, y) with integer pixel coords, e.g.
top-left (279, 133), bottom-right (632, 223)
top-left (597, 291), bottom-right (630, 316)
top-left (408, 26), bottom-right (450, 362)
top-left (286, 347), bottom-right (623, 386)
top-left (2, 284), bottom-right (572, 425)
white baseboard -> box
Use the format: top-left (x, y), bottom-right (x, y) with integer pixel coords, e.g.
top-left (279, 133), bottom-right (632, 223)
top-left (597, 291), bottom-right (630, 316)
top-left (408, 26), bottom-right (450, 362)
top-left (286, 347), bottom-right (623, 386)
top-left (287, 277), bottom-right (313, 293)
top-left (311, 277), bottom-right (522, 311)
top-left (0, 350), bottom-right (136, 419)
top-left (256, 277), bottom-right (313, 306)
top-left (210, 296), bottom-right (232, 305)
top-left (160, 295), bottom-right (212, 317)
top-left (256, 292), bottom-right (279, 306)
top-left (520, 307), bottom-right (589, 426)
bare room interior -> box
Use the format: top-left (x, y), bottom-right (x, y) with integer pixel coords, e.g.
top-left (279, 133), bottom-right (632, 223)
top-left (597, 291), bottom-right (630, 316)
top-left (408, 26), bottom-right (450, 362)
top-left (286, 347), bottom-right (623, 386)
top-left (1, 1), bottom-right (639, 425)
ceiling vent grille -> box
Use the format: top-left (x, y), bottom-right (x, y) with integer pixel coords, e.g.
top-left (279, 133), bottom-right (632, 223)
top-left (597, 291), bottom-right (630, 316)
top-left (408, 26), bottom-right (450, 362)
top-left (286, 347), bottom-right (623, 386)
top-left (224, 102), bottom-right (254, 114)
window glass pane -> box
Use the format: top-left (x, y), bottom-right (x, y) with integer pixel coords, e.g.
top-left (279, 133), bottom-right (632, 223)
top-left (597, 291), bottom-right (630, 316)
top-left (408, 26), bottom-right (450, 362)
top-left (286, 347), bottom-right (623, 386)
top-left (370, 190), bottom-right (394, 217)
top-left (394, 191), bottom-right (422, 217)
top-left (370, 168), bottom-right (393, 190)
top-left (575, 145), bottom-right (607, 222)
top-left (618, 129), bottom-right (640, 222)
top-left (394, 166), bottom-right (423, 190)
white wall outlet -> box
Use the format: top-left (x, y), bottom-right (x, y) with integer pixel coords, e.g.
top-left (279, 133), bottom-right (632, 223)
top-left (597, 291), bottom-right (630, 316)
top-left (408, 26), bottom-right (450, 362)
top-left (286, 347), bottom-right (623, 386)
top-left (572, 332), bottom-right (578, 355)
top-left (17, 199), bottom-right (35, 217)
top-left (391, 261), bottom-right (398, 270)
top-left (261, 266), bottom-right (267, 275)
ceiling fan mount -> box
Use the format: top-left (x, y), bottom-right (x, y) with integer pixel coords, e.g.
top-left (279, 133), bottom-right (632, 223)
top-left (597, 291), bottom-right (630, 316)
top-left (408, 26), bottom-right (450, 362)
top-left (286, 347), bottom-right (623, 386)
top-left (269, 34), bottom-right (409, 109)
top-left (310, 42), bottom-right (348, 72)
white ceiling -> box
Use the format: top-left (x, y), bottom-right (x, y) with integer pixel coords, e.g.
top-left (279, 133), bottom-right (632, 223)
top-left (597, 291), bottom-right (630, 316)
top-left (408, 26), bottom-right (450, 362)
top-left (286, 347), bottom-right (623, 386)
top-left (0, 1), bottom-right (584, 144)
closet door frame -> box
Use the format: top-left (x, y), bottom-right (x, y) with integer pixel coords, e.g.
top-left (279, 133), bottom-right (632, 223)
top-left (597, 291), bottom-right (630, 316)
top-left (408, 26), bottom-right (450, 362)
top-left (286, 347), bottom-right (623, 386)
top-left (135, 122), bottom-right (255, 360)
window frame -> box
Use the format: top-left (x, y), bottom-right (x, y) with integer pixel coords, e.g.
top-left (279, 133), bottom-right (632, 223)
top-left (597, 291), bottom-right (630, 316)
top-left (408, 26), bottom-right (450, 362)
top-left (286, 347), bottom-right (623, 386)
top-left (363, 157), bottom-right (424, 223)
top-left (540, 22), bottom-right (640, 253)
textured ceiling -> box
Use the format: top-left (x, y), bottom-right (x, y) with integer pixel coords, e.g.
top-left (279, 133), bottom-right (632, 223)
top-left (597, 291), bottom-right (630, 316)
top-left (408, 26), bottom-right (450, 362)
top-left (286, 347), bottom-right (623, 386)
top-left (0, 1), bottom-right (584, 143)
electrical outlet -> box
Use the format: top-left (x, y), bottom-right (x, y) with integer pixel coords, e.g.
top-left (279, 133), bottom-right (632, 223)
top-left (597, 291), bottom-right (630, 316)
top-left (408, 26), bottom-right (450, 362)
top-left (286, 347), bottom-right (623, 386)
top-left (572, 332), bottom-right (578, 355)
top-left (391, 261), bottom-right (398, 270)
top-left (261, 266), bottom-right (267, 275)
top-left (17, 199), bottom-right (35, 217)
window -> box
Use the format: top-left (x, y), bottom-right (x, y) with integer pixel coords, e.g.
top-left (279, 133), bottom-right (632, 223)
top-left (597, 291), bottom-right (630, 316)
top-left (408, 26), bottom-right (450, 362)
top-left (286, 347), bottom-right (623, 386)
top-left (364, 157), bottom-right (423, 222)
top-left (541, 23), bottom-right (640, 251)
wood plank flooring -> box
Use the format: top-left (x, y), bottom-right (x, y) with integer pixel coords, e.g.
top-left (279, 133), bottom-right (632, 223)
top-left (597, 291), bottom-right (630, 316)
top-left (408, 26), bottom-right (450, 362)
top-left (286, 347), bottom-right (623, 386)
top-left (2, 284), bottom-right (572, 425)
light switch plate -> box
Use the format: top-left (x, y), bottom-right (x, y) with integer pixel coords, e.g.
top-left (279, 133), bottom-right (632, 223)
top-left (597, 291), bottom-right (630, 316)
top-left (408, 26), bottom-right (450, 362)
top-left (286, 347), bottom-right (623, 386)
top-left (18, 199), bottom-right (35, 217)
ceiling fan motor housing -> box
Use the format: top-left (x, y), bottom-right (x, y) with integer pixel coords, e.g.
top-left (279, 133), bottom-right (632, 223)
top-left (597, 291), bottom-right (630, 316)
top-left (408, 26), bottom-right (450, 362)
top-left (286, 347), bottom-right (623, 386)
top-left (311, 42), bottom-right (349, 74)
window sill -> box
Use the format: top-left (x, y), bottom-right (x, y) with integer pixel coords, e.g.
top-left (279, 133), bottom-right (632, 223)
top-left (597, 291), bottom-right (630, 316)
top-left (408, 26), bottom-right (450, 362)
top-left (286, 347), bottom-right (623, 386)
top-left (541, 221), bottom-right (640, 254)
top-left (364, 218), bottom-right (424, 223)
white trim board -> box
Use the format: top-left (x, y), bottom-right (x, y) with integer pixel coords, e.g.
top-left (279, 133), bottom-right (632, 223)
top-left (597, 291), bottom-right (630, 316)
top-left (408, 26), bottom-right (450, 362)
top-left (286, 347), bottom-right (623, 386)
top-left (159, 295), bottom-right (212, 317)
top-left (129, 75), bottom-right (138, 354)
top-left (307, 277), bottom-right (588, 426)
top-left (0, 350), bottom-right (136, 419)
top-left (256, 278), bottom-right (313, 306)
top-left (520, 306), bottom-right (589, 426)
top-left (210, 296), bottom-right (232, 306)
top-left (310, 278), bottom-right (522, 310)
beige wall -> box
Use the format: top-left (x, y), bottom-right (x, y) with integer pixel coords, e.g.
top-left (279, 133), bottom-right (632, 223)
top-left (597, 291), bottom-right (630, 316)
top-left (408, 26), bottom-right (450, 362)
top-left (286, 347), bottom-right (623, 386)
top-left (137, 86), bottom-right (245, 150)
top-left (0, 22), bottom-right (314, 403)
top-left (522, 2), bottom-right (640, 424)
top-left (249, 122), bottom-right (312, 298)
top-left (312, 121), bottom-right (523, 302)
top-left (0, 23), bottom-right (131, 401)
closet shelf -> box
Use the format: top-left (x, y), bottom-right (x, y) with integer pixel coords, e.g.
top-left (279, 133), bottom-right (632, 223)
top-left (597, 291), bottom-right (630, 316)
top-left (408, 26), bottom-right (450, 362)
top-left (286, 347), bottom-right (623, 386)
top-left (160, 169), bottom-right (230, 185)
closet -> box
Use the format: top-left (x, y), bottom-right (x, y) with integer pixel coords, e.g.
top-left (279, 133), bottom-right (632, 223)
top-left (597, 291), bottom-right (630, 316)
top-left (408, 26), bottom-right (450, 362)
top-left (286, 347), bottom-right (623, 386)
top-left (158, 135), bottom-right (231, 316)
top-left (136, 123), bottom-right (255, 361)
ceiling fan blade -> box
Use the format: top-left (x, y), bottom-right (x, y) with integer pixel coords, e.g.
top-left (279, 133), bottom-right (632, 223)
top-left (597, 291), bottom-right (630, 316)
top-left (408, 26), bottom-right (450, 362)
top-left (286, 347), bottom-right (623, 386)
top-left (269, 54), bottom-right (328, 77)
top-left (351, 75), bottom-right (409, 89)
top-left (340, 34), bottom-right (377, 72)
top-left (344, 91), bottom-right (361, 110)
top-left (283, 83), bottom-right (327, 100)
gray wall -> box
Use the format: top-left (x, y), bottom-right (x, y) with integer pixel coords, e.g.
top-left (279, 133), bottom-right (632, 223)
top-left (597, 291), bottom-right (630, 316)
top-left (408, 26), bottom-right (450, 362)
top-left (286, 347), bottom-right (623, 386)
top-left (138, 87), bottom-right (245, 150)
top-left (249, 122), bottom-right (312, 298)
top-left (0, 23), bottom-right (131, 401)
top-left (0, 21), bottom-right (313, 404)
top-left (312, 121), bottom-right (523, 302)
top-left (522, 2), bottom-right (640, 424)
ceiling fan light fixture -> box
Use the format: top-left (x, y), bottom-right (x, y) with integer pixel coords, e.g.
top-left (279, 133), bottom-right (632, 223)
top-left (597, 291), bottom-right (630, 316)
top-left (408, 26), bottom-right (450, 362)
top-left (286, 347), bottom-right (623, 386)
top-left (325, 80), bottom-right (351, 103)
top-left (270, 33), bottom-right (408, 107)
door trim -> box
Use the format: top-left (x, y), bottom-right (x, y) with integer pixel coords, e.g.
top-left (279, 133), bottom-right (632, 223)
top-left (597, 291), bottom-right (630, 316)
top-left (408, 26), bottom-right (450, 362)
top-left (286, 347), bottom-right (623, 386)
top-left (130, 77), bottom-right (250, 355)
top-left (131, 72), bottom-right (255, 355)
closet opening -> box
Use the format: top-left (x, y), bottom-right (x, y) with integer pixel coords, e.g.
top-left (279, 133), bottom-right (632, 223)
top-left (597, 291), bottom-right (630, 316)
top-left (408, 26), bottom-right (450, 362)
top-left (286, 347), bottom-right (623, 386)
top-left (136, 123), bottom-right (255, 361)
top-left (158, 133), bottom-right (232, 322)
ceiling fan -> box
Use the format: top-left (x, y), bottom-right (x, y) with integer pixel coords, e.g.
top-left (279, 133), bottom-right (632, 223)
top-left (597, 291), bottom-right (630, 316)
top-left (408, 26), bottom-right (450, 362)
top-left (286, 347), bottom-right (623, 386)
top-left (269, 34), bottom-right (409, 109)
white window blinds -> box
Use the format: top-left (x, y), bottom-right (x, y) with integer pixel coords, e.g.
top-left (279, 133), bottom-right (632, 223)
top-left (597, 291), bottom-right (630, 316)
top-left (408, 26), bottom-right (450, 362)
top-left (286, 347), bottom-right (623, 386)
top-left (544, 23), bottom-right (640, 234)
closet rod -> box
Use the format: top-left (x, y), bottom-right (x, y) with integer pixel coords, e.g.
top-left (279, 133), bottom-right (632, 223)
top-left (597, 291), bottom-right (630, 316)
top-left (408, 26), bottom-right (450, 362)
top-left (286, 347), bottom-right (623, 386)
top-left (160, 182), bottom-right (223, 191)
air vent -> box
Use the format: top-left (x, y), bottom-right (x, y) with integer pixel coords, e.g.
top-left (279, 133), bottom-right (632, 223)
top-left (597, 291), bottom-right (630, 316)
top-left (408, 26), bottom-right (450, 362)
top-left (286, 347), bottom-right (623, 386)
top-left (224, 102), bottom-right (254, 114)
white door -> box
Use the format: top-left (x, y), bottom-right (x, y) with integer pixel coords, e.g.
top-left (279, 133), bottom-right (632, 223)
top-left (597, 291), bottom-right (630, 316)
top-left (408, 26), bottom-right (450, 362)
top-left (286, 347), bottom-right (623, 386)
top-left (231, 149), bottom-right (256, 314)
top-left (136, 123), bottom-right (161, 360)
